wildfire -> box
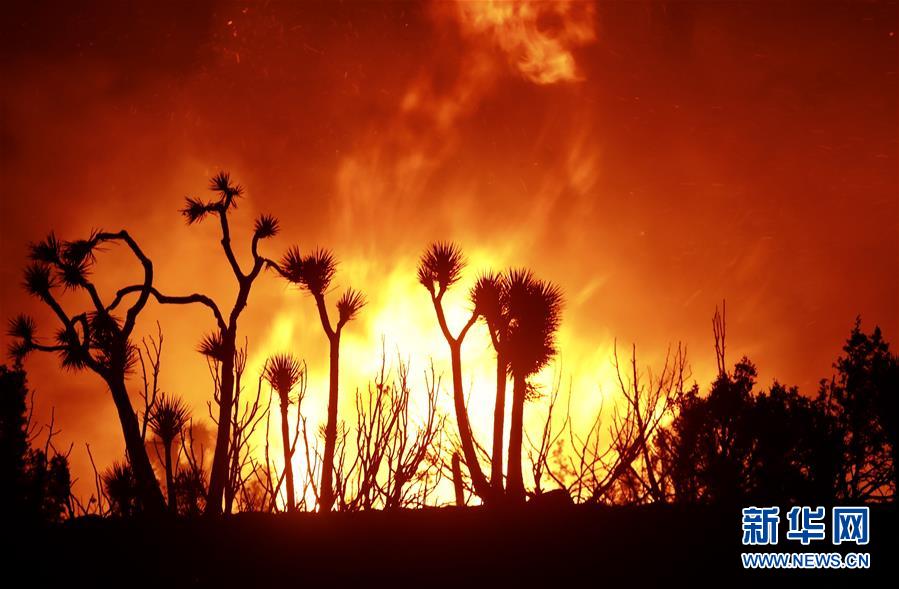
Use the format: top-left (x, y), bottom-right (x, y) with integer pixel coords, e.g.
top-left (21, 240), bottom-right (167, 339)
top-left (451, 0), bottom-right (597, 85)
top-left (236, 2), bottom-right (607, 506)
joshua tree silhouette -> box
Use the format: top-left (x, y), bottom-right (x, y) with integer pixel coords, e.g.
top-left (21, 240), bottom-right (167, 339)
top-left (148, 393), bottom-right (190, 513)
top-left (112, 172), bottom-right (281, 515)
top-left (502, 269), bottom-right (563, 503)
top-left (470, 271), bottom-right (510, 495)
top-left (9, 230), bottom-right (166, 513)
top-left (273, 247), bottom-right (365, 512)
top-left (264, 354), bottom-right (305, 512)
top-left (417, 242), bottom-right (493, 502)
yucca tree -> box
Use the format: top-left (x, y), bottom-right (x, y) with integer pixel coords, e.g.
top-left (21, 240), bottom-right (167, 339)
top-left (272, 247), bottom-right (365, 512)
top-left (148, 394), bottom-right (190, 513)
top-left (470, 272), bottom-right (510, 494)
top-left (503, 269), bottom-right (563, 503)
top-left (417, 242), bottom-right (492, 501)
top-left (264, 354), bottom-right (305, 512)
top-left (112, 172), bottom-right (281, 515)
top-left (9, 230), bottom-right (166, 513)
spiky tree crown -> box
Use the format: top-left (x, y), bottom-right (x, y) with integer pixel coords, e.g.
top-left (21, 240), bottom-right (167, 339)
top-left (197, 332), bottom-right (230, 363)
top-left (148, 394), bottom-right (190, 444)
top-left (417, 242), bottom-right (465, 294)
top-left (79, 312), bottom-right (135, 374)
top-left (180, 172), bottom-right (243, 224)
top-left (470, 272), bottom-right (507, 324)
top-left (503, 269), bottom-right (563, 378)
top-left (279, 247), bottom-right (337, 297)
top-left (253, 214), bottom-right (280, 239)
top-left (8, 308), bottom-right (133, 375)
top-left (102, 461), bottom-right (139, 516)
top-left (17, 229), bottom-right (140, 373)
top-left (337, 288), bottom-right (366, 326)
top-left (6, 315), bottom-right (36, 363)
top-left (264, 354), bottom-right (304, 406)
top-left (25, 230), bottom-right (104, 294)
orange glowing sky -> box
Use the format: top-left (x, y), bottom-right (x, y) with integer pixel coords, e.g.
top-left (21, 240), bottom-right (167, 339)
top-left (1, 1), bottom-right (897, 502)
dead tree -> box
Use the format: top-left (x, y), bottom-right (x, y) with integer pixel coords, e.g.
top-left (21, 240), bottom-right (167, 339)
top-left (525, 371), bottom-right (569, 496)
top-left (338, 352), bottom-right (446, 510)
top-left (9, 230), bottom-right (165, 512)
top-left (546, 342), bottom-right (689, 504)
top-left (137, 322), bottom-right (163, 442)
top-left (714, 301), bottom-right (726, 376)
top-left (381, 360), bottom-right (446, 509)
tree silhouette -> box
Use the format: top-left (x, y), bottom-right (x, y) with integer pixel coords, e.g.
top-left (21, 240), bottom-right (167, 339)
top-left (660, 358), bottom-right (759, 503)
top-left (502, 270), bottom-right (563, 503)
top-left (656, 356), bottom-right (843, 504)
top-left (264, 354), bottom-right (305, 511)
top-left (148, 393), bottom-right (190, 513)
top-left (818, 319), bottom-right (897, 500)
top-left (1, 365), bottom-right (72, 524)
top-left (470, 272), bottom-right (510, 495)
top-left (272, 247), bottom-right (365, 511)
top-left (8, 229), bottom-right (166, 513)
top-left (112, 172), bottom-right (281, 515)
top-left (335, 351), bottom-right (447, 510)
top-left (417, 242), bottom-right (493, 502)
top-left (748, 382), bottom-right (840, 503)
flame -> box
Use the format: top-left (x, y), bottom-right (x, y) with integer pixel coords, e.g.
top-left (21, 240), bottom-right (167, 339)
top-left (241, 2), bottom-right (607, 506)
top-left (451, 0), bottom-right (597, 85)
top-left (12, 0), bottom-right (856, 508)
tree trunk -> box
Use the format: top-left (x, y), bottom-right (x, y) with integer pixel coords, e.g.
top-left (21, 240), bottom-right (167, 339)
top-left (206, 333), bottom-right (236, 516)
top-left (449, 343), bottom-right (493, 502)
top-left (224, 418), bottom-right (240, 515)
top-left (506, 371), bottom-right (527, 503)
top-left (164, 440), bottom-right (177, 514)
top-left (107, 377), bottom-right (165, 513)
top-left (491, 351), bottom-right (507, 495)
top-left (280, 400), bottom-right (295, 511)
top-left (451, 453), bottom-right (465, 506)
top-left (319, 335), bottom-right (340, 512)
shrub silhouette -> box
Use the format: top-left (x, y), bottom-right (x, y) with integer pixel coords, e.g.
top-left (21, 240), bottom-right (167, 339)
top-left (0, 365), bottom-right (71, 524)
top-left (656, 360), bottom-right (841, 503)
top-left (818, 319), bottom-right (898, 500)
top-left (656, 321), bottom-right (896, 504)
